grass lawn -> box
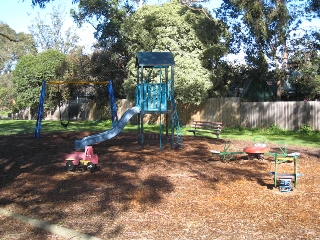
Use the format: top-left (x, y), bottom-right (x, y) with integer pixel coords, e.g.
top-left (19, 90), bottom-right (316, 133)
top-left (0, 119), bottom-right (319, 148)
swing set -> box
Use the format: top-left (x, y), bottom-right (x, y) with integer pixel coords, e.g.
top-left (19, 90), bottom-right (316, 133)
top-left (34, 80), bottom-right (118, 139)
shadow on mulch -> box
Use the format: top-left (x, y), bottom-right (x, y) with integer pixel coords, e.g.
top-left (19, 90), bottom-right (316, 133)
top-left (1, 131), bottom-right (319, 239)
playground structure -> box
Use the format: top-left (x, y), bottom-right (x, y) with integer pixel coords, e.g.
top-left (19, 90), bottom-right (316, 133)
top-left (210, 136), bottom-right (267, 162)
top-left (210, 140), bottom-right (245, 162)
top-left (135, 52), bottom-right (182, 149)
top-left (210, 139), bottom-right (302, 192)
top-left (269, 142), bottom-right (301, 192)
top-left (74, 52), bottom-right (182, 150)
top-left (34, 52), bottom-right (182, 171)
top-left (34, 80), bottom-right (118, 139)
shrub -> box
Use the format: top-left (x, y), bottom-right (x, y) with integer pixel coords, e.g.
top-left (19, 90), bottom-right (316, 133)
top-left (299, 124), bottom-right (312, 135)
top-left (267, 124), bottom-right (283, 133)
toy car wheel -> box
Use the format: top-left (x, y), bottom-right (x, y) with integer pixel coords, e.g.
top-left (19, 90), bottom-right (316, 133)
top-left (87, 162), bottom-right (95, 172)
top-left (66, 161), bottom-right (75, 171)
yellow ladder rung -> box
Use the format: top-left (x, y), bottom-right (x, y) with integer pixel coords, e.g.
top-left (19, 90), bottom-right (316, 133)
top-left (277, 157), bottom-right (294, 161)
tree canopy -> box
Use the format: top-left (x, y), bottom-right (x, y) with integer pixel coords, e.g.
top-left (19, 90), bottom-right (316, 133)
top-left (0, 23), bottom-right (37, 113)
top-left (12, 49), bottom-right (67, 113)
top-left (8, 0), bottom-right (319, 107)
top-left (0, 23), bottom-right (36, 74)
top-left (215, 0), bottom-right (320, 100)
top-left (121, 1), bottom-right (229, 104)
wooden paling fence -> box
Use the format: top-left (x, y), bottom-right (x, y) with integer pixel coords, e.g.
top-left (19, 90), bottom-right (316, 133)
top-left (176, 98), bottom-right (320, 131)
top-left (41, 98), bottom-right (320, 131)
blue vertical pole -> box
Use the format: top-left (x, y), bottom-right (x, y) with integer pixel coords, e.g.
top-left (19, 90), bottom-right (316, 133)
top-left (141, 67), bottom-right (145, 148)
top-left (159, 68), bottom-right (162, 150)
top-left (108, 80), bottom-right (118, 127)
top-left (34, 80), bottom-right (46, 139)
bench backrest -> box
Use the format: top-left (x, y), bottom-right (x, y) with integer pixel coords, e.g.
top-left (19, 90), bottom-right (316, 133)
top-left (192, 121), bottom-right (222, 130)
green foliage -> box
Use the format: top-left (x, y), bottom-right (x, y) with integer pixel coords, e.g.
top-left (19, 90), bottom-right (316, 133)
top-left (216, 0), bottom-right (316, 100)
top-left (70, 0), bottom-right (131, 101)
top-left (0, 22), bottom-right (37, 74)
top-left (71, 0), bottom-right (131, 49)
top-left (299, 124), bottom-right (312, 135)
top-left (0, 73), bottom-right (17, 113)
top-left (266, 124), bottom-right (283, 134)
top-left (217, 0), bottom-right (291, 58)
top-left (287, 32), bottom-right (320, 100)
top-left (289, 67), bottom-right (320, 100)
top-left (12, 49), bottom-right (67, 113)
top-left (22, 0), bottom-right (320, 103)
top-left (89, 50), bottom-right (127, 99)
top-left (121, 1), bottom-right (229, 104)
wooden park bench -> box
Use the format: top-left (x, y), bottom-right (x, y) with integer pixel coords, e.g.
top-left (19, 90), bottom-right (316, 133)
top-left (187, 121), bottom-right (222, 139)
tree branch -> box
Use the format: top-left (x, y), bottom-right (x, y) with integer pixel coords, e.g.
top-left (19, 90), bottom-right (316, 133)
top-left (0, 33), bottom-right (20, 42)
top-left (180, 0), bottom-right (213, 21)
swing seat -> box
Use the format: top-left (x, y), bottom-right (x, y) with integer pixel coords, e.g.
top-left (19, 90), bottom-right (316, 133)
top-left (60, 121), bottom-right (69, 128)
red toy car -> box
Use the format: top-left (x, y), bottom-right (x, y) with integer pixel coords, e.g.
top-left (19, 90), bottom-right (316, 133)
top-left (63, 146), bottom-right (98, 172)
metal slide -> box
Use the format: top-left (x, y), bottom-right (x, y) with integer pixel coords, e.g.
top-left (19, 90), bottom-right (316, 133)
top-left (74, 106), bottom-right (140, 150)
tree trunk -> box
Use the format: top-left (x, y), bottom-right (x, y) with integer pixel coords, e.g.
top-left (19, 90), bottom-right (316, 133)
top-left (277, 43), bottom-right (288, 100)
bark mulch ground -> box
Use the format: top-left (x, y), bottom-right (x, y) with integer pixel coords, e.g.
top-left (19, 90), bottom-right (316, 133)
top-left (0, 131), bottom-right (319, 239)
